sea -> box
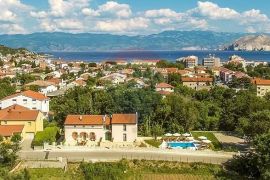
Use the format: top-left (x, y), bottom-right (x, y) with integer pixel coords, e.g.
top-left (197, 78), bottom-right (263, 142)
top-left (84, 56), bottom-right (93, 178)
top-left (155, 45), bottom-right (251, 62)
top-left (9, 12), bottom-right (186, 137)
top-left (45, 50), bottom-right (270, 63)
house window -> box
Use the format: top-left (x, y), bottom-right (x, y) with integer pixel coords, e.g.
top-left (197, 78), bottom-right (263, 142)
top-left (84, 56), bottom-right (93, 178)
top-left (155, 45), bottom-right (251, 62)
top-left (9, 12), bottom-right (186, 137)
top-left (32, 107), bottom-right (37, 110)
top-left (28, 122), bottom-right (31, 126)
top-left (23, 99), bottom-right (27, 104)
top-left (4, 121), bottom-right (7, 125)
top-left (12, 99), bottom-right (17, 103)
top-left (123, 124), bottom-right (127, 131)
top-left (123, 133), bottom-right (127, 141)
top-left (32, 99), bottom-right (37, 104)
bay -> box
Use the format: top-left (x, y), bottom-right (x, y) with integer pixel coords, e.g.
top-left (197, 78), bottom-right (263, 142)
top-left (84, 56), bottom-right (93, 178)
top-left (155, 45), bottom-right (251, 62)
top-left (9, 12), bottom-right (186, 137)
top-left (45, 50), bottom-right (270, 63)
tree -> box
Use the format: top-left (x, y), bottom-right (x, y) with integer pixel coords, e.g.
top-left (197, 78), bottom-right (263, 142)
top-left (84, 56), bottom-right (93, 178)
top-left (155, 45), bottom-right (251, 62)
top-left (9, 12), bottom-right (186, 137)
top-left (11, 134), bottom-right (22, 143)
top-left (0, 60), bottom-right (3, 67)
top-left (152, 123), bottom-right (164, 140)
top-left (28, 85), bottom-right (40, 92)
top-left (0, 141), bottom-right (20, 166)
top-left (226, 132), bottom-right (270, 179)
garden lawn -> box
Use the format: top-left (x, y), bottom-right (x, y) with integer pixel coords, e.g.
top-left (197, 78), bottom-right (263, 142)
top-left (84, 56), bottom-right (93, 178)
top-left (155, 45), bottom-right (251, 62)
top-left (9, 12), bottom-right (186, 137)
top-left (191, 131), bottom-right (222, 151)
top-left (144, 139), bottom-right (162, 148)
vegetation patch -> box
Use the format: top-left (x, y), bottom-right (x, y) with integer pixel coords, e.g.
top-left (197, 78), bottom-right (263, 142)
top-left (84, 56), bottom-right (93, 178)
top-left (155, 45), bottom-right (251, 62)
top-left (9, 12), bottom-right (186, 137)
top-left (191, 131), bottom-right (222, 150)
top-left (144, 139), bottom-right (162, 148)
top-left (32, 126), bottom-right (60, 146)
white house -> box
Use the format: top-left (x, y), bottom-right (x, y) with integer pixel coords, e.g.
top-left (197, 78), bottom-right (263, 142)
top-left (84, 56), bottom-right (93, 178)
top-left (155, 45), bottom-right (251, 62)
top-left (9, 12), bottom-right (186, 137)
top-left (100, 73), bottom-right (127, 85)
top-left (25, 80), bottom-right (58, 95)
top-left (155, 83), bottom-right (174, 93)
top-left (0, 90), bottom-right (49, 115)
top-left (64, 113), bottom-right (138, 145)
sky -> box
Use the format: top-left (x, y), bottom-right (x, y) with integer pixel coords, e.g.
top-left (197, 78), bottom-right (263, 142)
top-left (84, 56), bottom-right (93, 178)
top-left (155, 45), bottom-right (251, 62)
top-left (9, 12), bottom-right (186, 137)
top-left (1, 0), bottom-right (270, 35)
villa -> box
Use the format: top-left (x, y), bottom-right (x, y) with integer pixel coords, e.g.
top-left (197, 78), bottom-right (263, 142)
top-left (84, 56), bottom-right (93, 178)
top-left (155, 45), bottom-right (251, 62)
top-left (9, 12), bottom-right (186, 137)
top-left (0, 104), bottom-right (44, 140)
top-left (0, 90), bottom-right (50, 115)
top-left (64, 113), bottom-right (138, 145)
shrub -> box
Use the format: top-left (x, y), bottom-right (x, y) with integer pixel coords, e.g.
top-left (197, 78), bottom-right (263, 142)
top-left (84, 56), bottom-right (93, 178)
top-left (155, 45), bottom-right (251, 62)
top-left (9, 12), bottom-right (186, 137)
top-left (0, 135), bottom-right (3, 142)
top-left (11, 134), bottom-right (22, 143)
top-left (32, 127), bottom-right (59, 146)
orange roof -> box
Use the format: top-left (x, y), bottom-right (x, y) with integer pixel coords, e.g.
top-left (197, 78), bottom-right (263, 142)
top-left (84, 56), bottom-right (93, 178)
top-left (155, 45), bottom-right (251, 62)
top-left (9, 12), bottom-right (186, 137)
top-left (166, 68), bottom-right (178, 73)
top-left (1, 90), bottom-right (49, 101)
top-left (182, 77), bottom-right (213, 82)
top-left (111, 114), bottom-right (137, 124)
top-left (74, 79), bottom-right (86, 86)
top-left (156, 83), bottom-right (174, 88)
top-left (47, 78), bottom-right (61, 85)
top-left (0, 110), bottom-right (39, 121)
top-left (64, 115), bottom-right (110, 125)
top-left (157, 90), bottom-right (172, 95)
top-left (0, 125), bottom-right (24, 137)
top-left (251, 78), bottom-right (270, 85)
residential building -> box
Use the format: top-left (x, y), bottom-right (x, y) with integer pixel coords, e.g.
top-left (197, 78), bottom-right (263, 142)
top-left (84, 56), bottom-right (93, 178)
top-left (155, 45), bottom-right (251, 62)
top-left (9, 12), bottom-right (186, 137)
top-left (182, 77), bottom-right (213, 90)
top-left (203, 55), bottom-right (221, 68)
top-left (131, 60), bottom-right (160, 66)
top-left (64, 113), bottom-right (138, 145)
top-left (0, 104), bottom-right (44, 139)
top-left (0, 90), bottom-right (49, 115)
top-left (251, 78), bottom-right (270, 96)
top-left (155, 83), bottom-right (174, 93)
top-left (25, 80), bottom-right (58, 95)
top-left (0, 125), bottom-right (25, 140)
top-left (177, 56), bottom-right (198, 68)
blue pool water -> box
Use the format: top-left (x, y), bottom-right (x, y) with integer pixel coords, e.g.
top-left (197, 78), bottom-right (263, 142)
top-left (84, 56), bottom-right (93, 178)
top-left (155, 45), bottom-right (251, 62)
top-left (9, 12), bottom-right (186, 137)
top-left (168, 142), bottom-right (196, 149)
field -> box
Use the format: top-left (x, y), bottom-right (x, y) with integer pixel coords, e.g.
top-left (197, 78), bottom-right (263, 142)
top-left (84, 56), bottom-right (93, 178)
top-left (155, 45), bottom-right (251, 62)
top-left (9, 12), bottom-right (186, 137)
top-left (22, 160), bottom-right (231, 179)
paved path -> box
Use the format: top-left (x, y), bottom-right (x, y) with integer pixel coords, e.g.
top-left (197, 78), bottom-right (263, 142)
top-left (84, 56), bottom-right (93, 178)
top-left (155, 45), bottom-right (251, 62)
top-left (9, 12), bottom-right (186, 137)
top-left (19, 149), bottom-right (235, 165)
top-left (213, 132), bottom-right (249, 151)
top-left (20, 139), bottom-right (33, 151)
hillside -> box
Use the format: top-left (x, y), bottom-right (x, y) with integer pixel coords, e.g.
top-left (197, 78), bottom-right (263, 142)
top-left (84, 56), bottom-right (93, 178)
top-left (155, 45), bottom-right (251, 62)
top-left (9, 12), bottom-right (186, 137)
top-left (225, 34), bottom-right (270, 51)
top-left (0, 45), bottom-right (29, 56)
top-left (0, 31), bottom-right (244, 52)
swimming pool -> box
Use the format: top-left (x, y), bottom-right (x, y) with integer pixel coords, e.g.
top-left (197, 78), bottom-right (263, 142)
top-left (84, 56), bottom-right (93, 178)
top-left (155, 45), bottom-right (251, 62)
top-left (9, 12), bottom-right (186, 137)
top-left (167, 142), bottom-right (196, 149)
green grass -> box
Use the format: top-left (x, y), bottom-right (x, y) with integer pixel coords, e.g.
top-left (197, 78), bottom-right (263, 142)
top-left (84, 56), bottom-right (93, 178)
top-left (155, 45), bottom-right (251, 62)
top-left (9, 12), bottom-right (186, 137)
top-left (191, 131), bottom-right (222, 151)
top-left (144, 139), bottom-right (162, 148)
top-left (27, 164), bottom-right (83, 180)
top-left (23, 160), bottom-right (230, 179)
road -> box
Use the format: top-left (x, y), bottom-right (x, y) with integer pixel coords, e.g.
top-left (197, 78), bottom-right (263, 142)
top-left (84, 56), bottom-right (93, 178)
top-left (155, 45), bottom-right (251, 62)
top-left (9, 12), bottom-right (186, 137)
top-left (19, 149), bottom-right (235, 164)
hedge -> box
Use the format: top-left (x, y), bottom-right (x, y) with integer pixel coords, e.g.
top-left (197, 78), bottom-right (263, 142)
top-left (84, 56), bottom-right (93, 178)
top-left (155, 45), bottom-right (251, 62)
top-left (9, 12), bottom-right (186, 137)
top-left (32, 126), bottom-right (59, 146)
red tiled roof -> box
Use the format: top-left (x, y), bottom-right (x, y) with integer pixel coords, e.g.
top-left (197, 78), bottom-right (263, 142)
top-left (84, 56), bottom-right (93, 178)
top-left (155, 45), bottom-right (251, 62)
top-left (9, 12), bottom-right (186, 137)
top-left (0, 110), bottom-right (39, 121)
top-left (0, 90), bottom-right (49, 101)
top-left (0, 125), bottom-right (24, 137)
top-left (156, 83), bottom-right (174, 88)
top-left (157, 90), bottom-right (172, 95)
top-left (111, 114), bottom-right (137, 124)
top-left (182, 77), bottom-right (213, 82)
top-left (64, 115), bottom-right (110, 125)
top-left (251, 78), bottom-right (270, 85)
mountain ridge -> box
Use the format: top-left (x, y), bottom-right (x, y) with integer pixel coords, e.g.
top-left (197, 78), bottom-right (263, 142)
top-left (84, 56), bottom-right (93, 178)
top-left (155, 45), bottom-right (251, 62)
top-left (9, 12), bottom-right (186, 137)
top-left (0, 31), bottom-right (259, 52)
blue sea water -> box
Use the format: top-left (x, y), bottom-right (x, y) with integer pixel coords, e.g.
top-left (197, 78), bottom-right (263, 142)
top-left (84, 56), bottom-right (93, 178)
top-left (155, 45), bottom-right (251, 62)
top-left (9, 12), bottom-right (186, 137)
top-left (45, 50), bottom-right (270, 63)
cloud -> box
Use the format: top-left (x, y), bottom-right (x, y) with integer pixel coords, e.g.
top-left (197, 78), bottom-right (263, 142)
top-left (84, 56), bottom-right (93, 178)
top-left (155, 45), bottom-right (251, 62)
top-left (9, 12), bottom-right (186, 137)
top-left (82, 8), bottom-right (100, 17)
top-left (145, 9), bottom-right (180, 18)
top-left (1, 0), bottom-right (270, 34)
top-left (196, 1), bottom-right (240, 20)
top-left (95, 17), bottom-right (149, 32)
top-left (0, 24), bottom-right (26, 34)
top-left (97, 1), bottom-right (132, 18)
top-left (242, 9), bottom-right (269, 24)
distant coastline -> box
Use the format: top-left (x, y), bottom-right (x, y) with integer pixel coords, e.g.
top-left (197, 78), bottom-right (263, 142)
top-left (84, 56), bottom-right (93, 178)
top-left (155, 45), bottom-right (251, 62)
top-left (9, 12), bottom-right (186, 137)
top-left (44, 50), bottom-right (270, 63)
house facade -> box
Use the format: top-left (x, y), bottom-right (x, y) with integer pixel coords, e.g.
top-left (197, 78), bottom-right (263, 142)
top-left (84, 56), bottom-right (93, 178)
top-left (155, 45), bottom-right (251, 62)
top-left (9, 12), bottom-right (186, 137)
top-left (0, 104), bottom-right (44, 139)
top-left (182, 77), bottom-right (213, 90)
top-left (0, 90), bottom-right (49, 115)
top-left (155, 83), bottom-right (174, 93)
top-left (251, 78), bottom-right (270, 96)
top-left (64, 113), bottom-right (138, 145)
